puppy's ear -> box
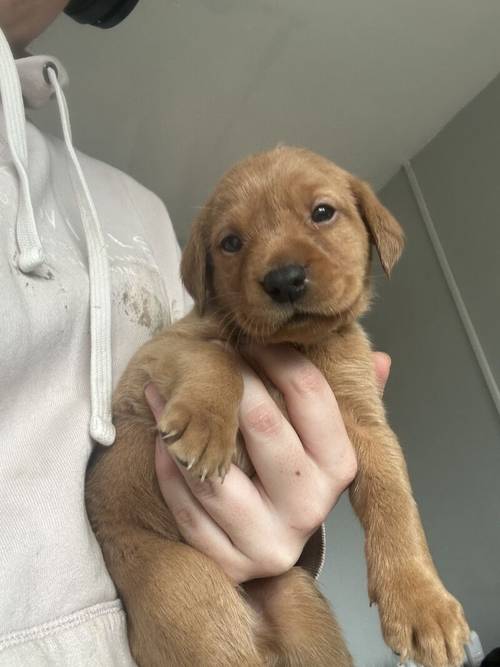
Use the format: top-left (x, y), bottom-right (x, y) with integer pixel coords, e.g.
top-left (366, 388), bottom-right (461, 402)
top-left (351, 177), bottom-right (405, 276)
top-left (180, 212), bottom-right (211, 314)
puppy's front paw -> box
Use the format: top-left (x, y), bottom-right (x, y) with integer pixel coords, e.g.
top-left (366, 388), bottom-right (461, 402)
top-left (375, 567), bottom-right (470, 667)
top-left (158, 398), bottom-right (238, 481)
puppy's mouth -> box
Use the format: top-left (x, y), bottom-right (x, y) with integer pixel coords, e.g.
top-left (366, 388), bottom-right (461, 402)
top-left (232, 305), bottom-right (333, 341)
top-left (265, 306), bottom-right (340, 343)
top-left (285, 308), bottom-right (335, 325)
top-left (265, 306), bottom-right (339, 334)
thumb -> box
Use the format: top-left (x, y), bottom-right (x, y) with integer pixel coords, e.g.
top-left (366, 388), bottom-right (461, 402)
top-left (373, 352), bottom-right (391, 395)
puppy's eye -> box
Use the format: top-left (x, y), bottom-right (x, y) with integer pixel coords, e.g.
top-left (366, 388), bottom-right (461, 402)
top-left (220, 234), bottom-right (243, 253)
top-left (311, 203), bottom-right (336, 223)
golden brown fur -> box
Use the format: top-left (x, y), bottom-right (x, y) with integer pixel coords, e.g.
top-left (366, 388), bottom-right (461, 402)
top-left (86, 146), bottom-right (469, 666)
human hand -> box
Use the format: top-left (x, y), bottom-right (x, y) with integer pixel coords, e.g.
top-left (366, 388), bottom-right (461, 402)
top-left (145, 347), bottom-right (391, 585)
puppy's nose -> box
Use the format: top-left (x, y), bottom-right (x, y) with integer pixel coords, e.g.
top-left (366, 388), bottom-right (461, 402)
top-left (262, 265), bottom-right (307, 303)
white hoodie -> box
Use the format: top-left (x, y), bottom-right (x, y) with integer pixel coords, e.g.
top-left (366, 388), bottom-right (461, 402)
top-left (0, 33), bottom-right (324, 667)
top-left (0, 34), bottom-right (187, 666)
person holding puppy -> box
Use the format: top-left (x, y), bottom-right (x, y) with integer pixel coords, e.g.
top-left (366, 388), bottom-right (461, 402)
top-left (0, 1), bottom-right (390, 664)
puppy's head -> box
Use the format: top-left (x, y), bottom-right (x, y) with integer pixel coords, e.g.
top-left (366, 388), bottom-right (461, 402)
top-left (181, 146), bottom-right (404, 344)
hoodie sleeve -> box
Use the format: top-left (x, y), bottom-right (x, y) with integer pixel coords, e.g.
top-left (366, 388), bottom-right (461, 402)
top-left (295, 525), bottom-right (326, 580)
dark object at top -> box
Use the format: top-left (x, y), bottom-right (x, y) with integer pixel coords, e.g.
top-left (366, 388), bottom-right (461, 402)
top-left (482, 648), bottom-right (500, 667)
top-left (64, 0), bottom-right (140, 28)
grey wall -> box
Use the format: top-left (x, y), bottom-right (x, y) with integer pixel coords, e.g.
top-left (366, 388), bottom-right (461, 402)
top-left (412, 74), bottom-right (500, 388)
top-left (321, 497), bottom-right (394, 665)
top-left (365, 77), bottom-right (500, 655)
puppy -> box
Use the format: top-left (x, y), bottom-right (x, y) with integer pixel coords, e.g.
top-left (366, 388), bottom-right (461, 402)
top-left (86, 146), bottom-right (470, 666)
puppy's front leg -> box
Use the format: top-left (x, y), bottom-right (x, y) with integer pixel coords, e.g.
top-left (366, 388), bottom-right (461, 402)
top-left (313, 331), bottom-right (469, 667)
top-left (156, 344), bottom-right (243, 481)
top-left (115, 321), bottom-right (244, 481)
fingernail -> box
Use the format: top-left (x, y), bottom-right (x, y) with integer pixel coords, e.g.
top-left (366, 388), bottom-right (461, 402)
top-left (160, 429), bottom-right (181, 445)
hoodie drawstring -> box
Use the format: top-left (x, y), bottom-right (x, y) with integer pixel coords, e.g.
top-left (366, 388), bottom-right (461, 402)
top-left (46, 65), bottom-right (115, 446)
top-left (0, 29), bottom-right (115, 446)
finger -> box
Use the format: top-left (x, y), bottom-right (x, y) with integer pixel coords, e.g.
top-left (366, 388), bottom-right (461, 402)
top-left (237, 363), bottom-right (327, 514)
top-left (373, 352), bottom-right (391, 394)
top-left (162, 430), bottom-right (282, 562)
top-left (243, 345), bottom-right (352, 471)
top-left (154, 436), bottom-right (252, 583)
top-left (147, 381), bottom-right (267, 558)
top-left (147, 382), bottom-right (300, 581)
top-left (147, 384), bottom-right (255, 579)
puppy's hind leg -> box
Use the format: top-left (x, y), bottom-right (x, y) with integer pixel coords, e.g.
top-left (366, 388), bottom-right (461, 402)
top-left (110, 530), bottom-right (263, 667)
top-left (246, 567), bottom-right (353, 667)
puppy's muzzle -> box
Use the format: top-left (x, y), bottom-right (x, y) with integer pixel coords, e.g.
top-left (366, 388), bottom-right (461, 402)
top-left (262, 264), bottom-right (307, 303)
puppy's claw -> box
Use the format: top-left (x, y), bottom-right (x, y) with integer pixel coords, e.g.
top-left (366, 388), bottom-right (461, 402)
top-left (159, 400), bottom-right (237, 487)
top-left (175, 455), bottom-right (189, 468)
top-left (160, 429), bottom-right (181, 445)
